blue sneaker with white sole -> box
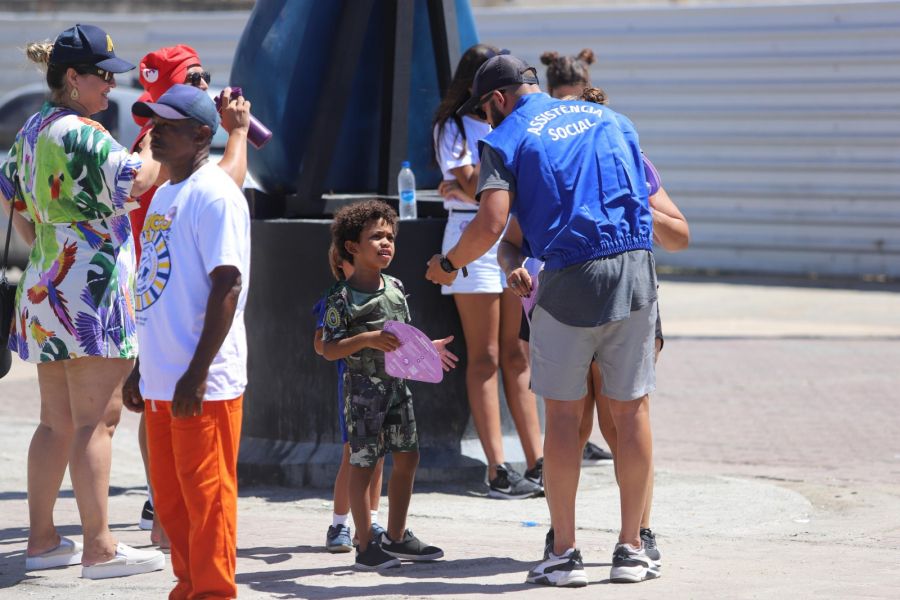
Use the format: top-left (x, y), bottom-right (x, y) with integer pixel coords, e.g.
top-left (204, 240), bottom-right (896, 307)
top-left (325, 524), bottom-right (353, 553)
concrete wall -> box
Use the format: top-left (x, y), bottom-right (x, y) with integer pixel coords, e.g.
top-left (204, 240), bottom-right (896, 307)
top-left (476, 1), bottom-right (900, 278)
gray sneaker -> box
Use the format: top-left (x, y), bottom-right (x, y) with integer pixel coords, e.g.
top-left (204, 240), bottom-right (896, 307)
top-left (488, 463), bottom-right (542, 500)
top-left (640, 528), bottom-right (661, 567)
top-left (523, 457), bottom-right (544, 495)
top-left (609, 543), bottom-right (659, 583)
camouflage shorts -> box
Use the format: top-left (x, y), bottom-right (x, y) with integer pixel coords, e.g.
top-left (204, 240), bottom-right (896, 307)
top-left (347, 390), bottom-right (418, 468)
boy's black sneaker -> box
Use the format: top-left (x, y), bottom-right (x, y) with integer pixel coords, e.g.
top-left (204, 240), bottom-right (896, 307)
top-left (526, 548), bottom-right (588, 587)
top-left (582, 441), bottom-right (613, 465)
top-left (139, 500), bottom-right (154, 531)
top-left (380, 529), bottom-right (444, 561)
top-left (640, 528), bottom-right (661, 567)
top-left (354, 541), bottom-right (401, 571)
top-left (488, 463), bottom-right (542, 499)
top-left (609, 543), bottom-right (659, 583)
top-left (523, 458), bottom-right (544, 495)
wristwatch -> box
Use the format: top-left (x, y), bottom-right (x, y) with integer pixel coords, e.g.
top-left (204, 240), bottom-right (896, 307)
top-left (439, 255), bottom-right (458, 273)
top-left (439, 255), bottom-right (468, 277)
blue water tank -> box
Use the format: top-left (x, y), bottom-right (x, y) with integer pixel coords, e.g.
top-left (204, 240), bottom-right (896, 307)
top-left (231, 0), bottom-right (479, 198)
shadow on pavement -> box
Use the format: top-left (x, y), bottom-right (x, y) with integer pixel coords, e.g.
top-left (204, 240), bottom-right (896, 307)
top-left (238, 557), bottom-right (536, 598)
top-left (239, 544), bottom-right (321, 564)
top-left (0, 523), bottom-right (83, 589)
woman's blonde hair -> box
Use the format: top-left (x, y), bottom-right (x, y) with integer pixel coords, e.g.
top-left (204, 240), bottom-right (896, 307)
top-left (25, 41), bottom-right (53, 67)
top-left (25, 40), bottom-right (70, 104)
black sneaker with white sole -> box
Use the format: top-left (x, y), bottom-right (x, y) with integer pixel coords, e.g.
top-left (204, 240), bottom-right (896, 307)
top-left (582, 441), bottom-right (613, 465)
top-left (354, 541), bottom-right (401, 571)
top-left (488, 463), bottom-right (542, 499)
top-left (526, 548), bottom-right (588, 587)
top-left (139, 500), bottom-right (153, 531)
top-left (640, 528), bottom-right (661, 567)
top-left (380, 529), bottom-right (444, 561)
top-left (523, 458), bottom-right (544, 495)
top-left (543, 528), bottom-right (554, 560)
top-left (609, 543), bottom-right (660, 583)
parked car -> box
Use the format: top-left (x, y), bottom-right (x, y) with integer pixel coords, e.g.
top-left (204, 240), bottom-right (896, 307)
top-left (0, 83), bottom-right (257, 268)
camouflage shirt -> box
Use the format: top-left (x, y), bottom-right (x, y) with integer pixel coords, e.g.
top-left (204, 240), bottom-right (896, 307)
top-left (322, 274), bottom-right (411, 379)
top-left (323, 275), bottom-right (418, 463)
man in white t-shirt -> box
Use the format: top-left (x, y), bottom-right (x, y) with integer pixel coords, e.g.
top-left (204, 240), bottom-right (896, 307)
top-left (122, 84), bottom-right (251, 599)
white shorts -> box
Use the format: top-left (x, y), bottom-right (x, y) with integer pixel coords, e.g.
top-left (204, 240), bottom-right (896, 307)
top-left (441, 211), bottom-right (507, 295)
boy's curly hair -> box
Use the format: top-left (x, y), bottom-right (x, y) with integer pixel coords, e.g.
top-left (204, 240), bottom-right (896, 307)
top-left (331, 200), bottom-right (398, 264)
top-left (327, 243), bottom-right (345, 280)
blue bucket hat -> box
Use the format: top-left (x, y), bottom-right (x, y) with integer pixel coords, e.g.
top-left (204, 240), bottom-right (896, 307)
top-left (51, 24), bottom-right (135, 73)
top-left (132, 84), bottom-right (220, 135)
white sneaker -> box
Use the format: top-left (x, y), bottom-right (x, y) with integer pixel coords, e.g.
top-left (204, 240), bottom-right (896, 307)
top-left (609, 543), bottom-right (659, 583)
top-left (525, 548), bottom-right (589, 587)
top-left (81, 543), bottom-right (165, 579)
top-left (25, 537), bottom-right (83, 570)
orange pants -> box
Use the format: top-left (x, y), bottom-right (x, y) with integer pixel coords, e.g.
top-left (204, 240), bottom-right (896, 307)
top-left (146, 396), bottom-right (243, 600)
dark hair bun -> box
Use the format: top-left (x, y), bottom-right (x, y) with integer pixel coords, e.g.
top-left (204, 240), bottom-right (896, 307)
top-left (580, 86), bottom-right (609, 106)
top-left (577, 48), bottom-right (596, 65)
top-left (540, 51), bottom-right (560, 65)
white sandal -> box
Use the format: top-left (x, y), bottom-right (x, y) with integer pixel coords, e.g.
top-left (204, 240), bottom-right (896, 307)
top-left (25, 536), bottom-right (83, 570)
top-left (81, 543), bottom-right (165, 579)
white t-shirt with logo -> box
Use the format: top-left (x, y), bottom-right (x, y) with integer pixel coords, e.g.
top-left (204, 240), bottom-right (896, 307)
top-left (135, 162), bottom-right (251, 401)
top-left (433, 115), bottom-right (491, 211)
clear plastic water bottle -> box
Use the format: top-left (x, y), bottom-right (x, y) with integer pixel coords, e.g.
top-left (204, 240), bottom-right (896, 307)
top-left (398, 160), bottom-right (417, 220)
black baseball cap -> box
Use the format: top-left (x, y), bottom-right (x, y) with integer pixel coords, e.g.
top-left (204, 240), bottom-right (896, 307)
top-left (458, 54), bottom-right (539, 116)
top-left (132, 84), bottom-right (220, 135)
top-left (51, 24), bottom-right (135, 73)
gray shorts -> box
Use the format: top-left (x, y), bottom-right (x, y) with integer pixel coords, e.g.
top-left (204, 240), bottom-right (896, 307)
top-left (530, 302), bottom-right (657, 402)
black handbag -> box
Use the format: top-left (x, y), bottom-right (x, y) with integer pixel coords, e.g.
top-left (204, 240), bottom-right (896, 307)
top-left (1, 203), bottom-right (16, 378)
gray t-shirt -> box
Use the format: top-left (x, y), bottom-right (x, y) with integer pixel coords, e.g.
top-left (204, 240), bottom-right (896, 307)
top-left (476, 144), bottom-right (516, 199)
top-left (478, 144), bottom-right (657, 327)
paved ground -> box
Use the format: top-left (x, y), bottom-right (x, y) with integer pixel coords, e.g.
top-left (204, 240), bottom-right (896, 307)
top-left (1, 275), bottom-right (899, 598)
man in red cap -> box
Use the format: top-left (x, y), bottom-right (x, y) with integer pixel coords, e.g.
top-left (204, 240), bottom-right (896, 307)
top-left (126, 44), bottom-right (251, 550)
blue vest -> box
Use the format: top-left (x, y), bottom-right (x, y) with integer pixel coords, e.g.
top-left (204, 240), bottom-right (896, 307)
top-left (481, 93), bottom-right (653, 270)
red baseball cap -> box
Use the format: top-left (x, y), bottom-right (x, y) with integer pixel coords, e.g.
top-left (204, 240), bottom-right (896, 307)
top-left (138, 44), bottom-right (201, 101)
top-left (132, 90), bottom-right (153, 129)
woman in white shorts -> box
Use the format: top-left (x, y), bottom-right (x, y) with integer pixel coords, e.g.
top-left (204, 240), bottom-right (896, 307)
top-left (432, 44), bottom-right (543, 499)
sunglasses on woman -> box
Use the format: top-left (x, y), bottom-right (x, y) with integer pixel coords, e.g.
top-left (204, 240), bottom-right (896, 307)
top-left (75, 65), bottom-right (114, 83)
top-left (184, 71), bottom-right (212, 87)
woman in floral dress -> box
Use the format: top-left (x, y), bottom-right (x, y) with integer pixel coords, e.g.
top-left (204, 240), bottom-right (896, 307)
top-left (0, 24), bottom-right (165, 578)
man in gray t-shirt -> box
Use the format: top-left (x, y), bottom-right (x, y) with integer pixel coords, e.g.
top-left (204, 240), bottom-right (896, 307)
top-left (425, 54), bottom-right (660, 587)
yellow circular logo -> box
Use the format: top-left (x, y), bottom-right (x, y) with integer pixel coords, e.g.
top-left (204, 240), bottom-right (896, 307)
top-left (325, 306), bottom-right (341, 328)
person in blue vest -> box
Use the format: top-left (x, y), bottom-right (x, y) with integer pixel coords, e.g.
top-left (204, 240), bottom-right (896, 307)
top-left (426, 54), bottom-right (659, 587)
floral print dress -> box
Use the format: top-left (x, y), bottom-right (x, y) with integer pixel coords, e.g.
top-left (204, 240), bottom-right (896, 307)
top-left (0, 102), bottom-right (142, 362)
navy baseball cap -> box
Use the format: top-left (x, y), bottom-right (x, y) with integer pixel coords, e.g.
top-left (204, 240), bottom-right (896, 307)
top-left (51, 24), bottom-right (135, 73)
top-left (132, 84), bottom-right (220, 134)
top-left (458, 54), bottom-right (539, 116)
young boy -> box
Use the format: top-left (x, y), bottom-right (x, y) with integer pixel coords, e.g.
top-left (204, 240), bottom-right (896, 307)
top-left (322, 200), bottom-right (453, 571)
top-left (314, 244), bottom-right (386, 552)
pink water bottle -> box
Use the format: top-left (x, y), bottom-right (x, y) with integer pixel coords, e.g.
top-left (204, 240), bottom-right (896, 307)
top-left (215, 86), bottom-right (272, 149)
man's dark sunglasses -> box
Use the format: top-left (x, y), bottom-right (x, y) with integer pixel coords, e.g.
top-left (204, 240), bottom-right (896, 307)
top-left (472, 88), bottom-right (505, 120)
top-left (74, 65), bottom-right (114, 83)
top-left (184, 71), bottom-right (211, 87)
